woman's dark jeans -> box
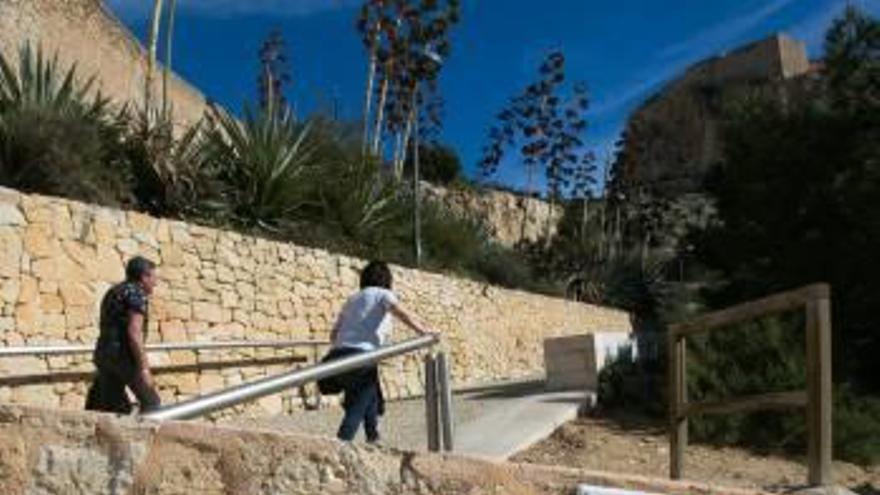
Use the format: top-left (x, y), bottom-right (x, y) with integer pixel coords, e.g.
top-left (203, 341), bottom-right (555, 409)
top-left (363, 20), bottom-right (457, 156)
top-left (337, 381), bottom-right (380, 442)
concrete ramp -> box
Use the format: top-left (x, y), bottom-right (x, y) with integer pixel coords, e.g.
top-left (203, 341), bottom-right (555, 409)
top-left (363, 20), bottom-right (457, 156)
top-left (453, 380), bottom-right (591, 460)
top-left (241, 378), bottom-right (591, 461)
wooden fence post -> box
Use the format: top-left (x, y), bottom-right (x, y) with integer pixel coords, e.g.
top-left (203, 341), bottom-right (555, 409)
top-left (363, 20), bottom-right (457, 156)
top-left (806, 297), bottom-right (833, 486)
top-left (668, 333), bottom-right (687, 480)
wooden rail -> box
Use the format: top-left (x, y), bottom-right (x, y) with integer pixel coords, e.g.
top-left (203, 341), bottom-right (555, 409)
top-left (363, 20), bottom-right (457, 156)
top-left (667, 283), bottom-right (832, 487)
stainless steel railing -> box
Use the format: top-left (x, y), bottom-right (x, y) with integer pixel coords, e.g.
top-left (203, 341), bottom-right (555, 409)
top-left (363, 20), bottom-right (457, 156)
top-left (0, 339), bottom-right (328, 358)
top-left (1, 335), bottom-right (454, 451)
top-left (142, 334), bottom-right (439, 421)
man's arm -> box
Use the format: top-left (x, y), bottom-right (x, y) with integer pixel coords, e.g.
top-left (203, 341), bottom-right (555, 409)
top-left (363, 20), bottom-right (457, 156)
top-left (126, 312), bottom-right (153, 384)
top-left (389, 302), bottom-right (437, 335)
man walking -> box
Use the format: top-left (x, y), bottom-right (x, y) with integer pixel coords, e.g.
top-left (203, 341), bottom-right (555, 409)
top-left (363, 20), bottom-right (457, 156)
top-left (86, 256), bottom-right (161, 413)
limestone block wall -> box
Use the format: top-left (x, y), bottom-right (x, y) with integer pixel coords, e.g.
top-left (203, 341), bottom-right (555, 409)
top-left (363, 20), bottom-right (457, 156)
top-left (0, 0), bottom-right (208, 127)
top-left (422, 183), bottom-right (562, 247)
top-left (0, 404), bottom-right (763, 495)
top-left (0, 186), bottom-right (631, 416)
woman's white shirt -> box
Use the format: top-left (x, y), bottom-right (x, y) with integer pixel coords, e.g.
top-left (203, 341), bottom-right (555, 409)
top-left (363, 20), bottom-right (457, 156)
top-left (332, 287), bottom-right (398, 351)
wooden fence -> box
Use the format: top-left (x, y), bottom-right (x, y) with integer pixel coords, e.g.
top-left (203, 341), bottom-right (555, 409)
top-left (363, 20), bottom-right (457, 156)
top-left (667, 283), bottom-right (832, 487)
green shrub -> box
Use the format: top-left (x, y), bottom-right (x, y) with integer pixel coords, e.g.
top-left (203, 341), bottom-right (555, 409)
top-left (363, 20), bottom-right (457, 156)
top-left (420, 202), bottom-right (489, 271)
top-left (684, 314), bottom-right (879, 464)
top-left (597, 343), bottom-right (666, 417)
top-left (404, 143), bottom-right (462, 185)
top-left (833, 386), bottom-right (880, 465)
top-left (471, 243), bottom-right (551, 292)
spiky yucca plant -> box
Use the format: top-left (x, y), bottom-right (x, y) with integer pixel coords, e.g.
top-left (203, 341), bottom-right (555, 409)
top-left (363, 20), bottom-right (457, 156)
top-left (199, 101), bottom-right (314, 229)
top-left (318, 157), bottom-right (398, 243)
top-left (0, 44), bottom-right (129, 204)
top-left (0, 43), bottom-right (108, 117)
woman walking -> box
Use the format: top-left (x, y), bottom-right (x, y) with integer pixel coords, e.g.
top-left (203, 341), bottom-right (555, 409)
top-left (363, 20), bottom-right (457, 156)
top-left (327, 261), bottom-right (436, 443)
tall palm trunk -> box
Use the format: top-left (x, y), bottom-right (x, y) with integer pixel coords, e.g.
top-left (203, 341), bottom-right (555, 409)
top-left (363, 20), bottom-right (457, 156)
top-left (395, 97), bottom-right (416, 179)
top-left (361, 32), bottom-right (379, 156)
top-left (162, 0), bottom-right (177, 120)
top-left (581, 196), bottom-right (590, 238)
top-left (391, 128), bottom-right (404, 177)
top-left (544, 194), bottom-right (555, 248)
top-left (145, 0), bottom-right (165, 115)
top-left (519, 161), bottom-right (535, 243)
top-left (370, 64), bottom-right (391, 156)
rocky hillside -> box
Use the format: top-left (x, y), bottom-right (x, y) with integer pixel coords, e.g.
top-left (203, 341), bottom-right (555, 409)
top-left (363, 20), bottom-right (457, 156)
top-left (423, 183), bottom-right (561, 247)
top-left (612, 34), bottom-right (821, 197)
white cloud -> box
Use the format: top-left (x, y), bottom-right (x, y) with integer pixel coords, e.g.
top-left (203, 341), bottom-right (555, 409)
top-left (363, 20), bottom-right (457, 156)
top-left (106, 0), bottom-right (360, 19)
top-left (659, 0), bottom-right (796, 60)
top-left (591, 0), bottom-right (800, 121)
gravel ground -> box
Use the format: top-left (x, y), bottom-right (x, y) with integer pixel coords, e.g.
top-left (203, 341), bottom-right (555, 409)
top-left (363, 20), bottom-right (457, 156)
top-left (513, 415), bottom-right (880, 494)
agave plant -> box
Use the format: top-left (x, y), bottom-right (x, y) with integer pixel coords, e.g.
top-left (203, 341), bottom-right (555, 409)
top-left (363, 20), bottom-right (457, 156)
top-left (567, 249), bottom-right (672, 327)
top-left (0, 44), bottom-right (131, 204)
top-left (0, 43), bottom-right (108, 117)
top-left (317, 156), bottom-right (399, 244)
top-left (199, 102), bottom-right (315, 229)
top-left (120, 107), bottom-right (209, 216)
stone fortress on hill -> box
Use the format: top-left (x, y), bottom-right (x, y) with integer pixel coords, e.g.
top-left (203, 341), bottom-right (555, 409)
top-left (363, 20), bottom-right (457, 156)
top-left (612, 34), bottom-right (822, 198)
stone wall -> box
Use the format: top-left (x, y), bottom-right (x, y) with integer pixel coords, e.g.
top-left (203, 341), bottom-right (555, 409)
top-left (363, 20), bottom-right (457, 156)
top-left (423, 183), bottom-right (562, 247)
top-left (0, 186), bottom-right (631, 416)
top-left (0, 404), bottom-right (768, 495)
top-left (0, 0), bottom-right (208, 127)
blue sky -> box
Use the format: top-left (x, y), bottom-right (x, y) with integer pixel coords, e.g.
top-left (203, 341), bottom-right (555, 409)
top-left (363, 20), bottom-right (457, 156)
top-left (107, 0), bottom-right (878, 190)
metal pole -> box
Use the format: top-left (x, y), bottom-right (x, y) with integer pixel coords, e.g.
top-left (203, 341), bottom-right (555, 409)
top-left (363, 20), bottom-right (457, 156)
top-left (424, 353), bottom-right (440, 452)
top-left (0, 339), bottom-right (329, 358)
top-left (412, 88), bottom-right (422, 266)
top-left (143, 335), bottom-right (438, 421)
top-left (437, 352), bottom-right (454, 451)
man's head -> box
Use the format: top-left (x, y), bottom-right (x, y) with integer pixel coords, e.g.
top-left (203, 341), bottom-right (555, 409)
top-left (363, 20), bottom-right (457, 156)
top-left (126, 256), bottom-right (158, 295)
top-left (360, 261), bottom-right (392, 290)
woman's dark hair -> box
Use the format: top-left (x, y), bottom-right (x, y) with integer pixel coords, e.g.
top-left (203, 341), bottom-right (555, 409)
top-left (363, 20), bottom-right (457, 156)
top-left (360, 261), bottom-right (392, 290)
top-left (126, 256), bottom-right (156, 282)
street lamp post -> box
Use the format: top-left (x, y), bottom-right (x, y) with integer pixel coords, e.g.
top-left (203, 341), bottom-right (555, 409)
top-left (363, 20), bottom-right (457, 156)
top-left (413, 89), bottom-right (422, 265)
top-left (412, 47), bottom-right (443, 267)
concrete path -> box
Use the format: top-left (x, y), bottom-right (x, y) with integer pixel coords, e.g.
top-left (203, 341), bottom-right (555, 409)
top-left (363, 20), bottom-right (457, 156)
top-left (228, 378), bottom-right (591, 462)
top-left (452, 380), bottom-right (592, 461)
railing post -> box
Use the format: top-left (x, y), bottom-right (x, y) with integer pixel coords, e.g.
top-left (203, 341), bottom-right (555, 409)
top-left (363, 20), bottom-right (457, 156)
top-left (668, 332), bottom-right (687, 480)
top-left (424, 353), bottom-right (441, 452)
top-left (437, 352), bottom-right (454, 452)
top-left (806, 297), bottom-right (833, 486)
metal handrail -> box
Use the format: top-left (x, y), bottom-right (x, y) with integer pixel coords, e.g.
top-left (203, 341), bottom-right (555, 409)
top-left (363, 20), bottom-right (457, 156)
top-left (0, 339), bottom-right (329, 358)
top-left (142, 334), bottom-right (439, 422)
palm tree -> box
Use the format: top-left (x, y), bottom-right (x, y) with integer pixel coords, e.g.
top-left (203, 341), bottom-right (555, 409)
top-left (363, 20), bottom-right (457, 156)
top-left (356, 2), bottom-right (384, 156)
top-left (162, 0), bottom-right (178, 120)
top-left (145, 0), bottom-right (164, 114)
